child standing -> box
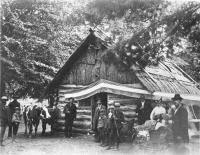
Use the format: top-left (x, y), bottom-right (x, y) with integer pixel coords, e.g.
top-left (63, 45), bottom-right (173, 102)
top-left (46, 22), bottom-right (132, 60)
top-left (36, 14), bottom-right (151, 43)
top-left (12, 107), bottom-right (21, 142)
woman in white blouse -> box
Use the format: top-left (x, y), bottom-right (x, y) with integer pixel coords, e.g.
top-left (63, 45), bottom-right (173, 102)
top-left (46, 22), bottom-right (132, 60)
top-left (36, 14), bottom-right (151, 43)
top-left (150, 99), bottom-right (166, 121)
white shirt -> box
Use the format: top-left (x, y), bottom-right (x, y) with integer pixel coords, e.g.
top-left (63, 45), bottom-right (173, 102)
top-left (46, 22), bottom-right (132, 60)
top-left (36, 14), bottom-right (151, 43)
top-left (141, 101), bottom-right (145, 109)
top-left (150, 106), bottom-right (166, 120)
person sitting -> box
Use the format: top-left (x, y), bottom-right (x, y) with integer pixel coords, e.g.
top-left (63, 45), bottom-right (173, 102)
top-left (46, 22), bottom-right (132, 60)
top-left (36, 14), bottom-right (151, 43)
top-left (150, 98), bottom-right (166, 122)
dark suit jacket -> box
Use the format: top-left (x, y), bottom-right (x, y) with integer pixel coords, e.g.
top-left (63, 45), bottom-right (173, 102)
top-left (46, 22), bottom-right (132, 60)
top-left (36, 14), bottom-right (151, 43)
top-left (63, 103), bottom-right (77, 120)
top-left (136, 100), bottom-right (152, 125)
top-left (0, 104), bottom-right (12, 125)
top-left (172, 105), bottom-right (189, 143)
top-left (8, 100), bottom-right (20, 115)
top-left (93, 105), bottom-right (106, 130)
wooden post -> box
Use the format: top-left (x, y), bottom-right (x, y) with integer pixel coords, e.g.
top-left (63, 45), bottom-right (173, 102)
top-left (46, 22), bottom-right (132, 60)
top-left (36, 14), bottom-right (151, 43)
top-left (90, 96), bottom-right (95, 129)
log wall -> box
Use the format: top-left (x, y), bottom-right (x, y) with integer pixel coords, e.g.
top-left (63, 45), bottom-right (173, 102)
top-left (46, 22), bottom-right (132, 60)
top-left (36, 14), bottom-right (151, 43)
top-left (55, 94), bottom-right (142, 134)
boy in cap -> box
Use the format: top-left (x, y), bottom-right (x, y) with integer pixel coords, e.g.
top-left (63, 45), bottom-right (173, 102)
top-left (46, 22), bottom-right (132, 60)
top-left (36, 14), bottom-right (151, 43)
top-left (171, 94), bottom-right (189, 143)
top-left (97, 108), bottom-right (107, 146)
top-left (11, 107), bottom-right (21, 142)
top-left (0, 96), bottom-right (11, 146)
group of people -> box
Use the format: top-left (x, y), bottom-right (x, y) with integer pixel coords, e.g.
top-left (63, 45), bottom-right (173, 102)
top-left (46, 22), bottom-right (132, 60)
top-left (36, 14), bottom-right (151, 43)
top-left (0, 95), bottom-right (21, 146)
top-left (136, 94), bottom-right (189, 144)
top-left (93, 99), bottom-right (125, 150)
top-left (0, 93), bottom-right (189, 148)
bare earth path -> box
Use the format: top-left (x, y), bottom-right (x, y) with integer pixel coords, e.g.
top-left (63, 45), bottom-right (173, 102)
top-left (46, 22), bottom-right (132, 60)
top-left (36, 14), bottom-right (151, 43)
top-left (1, 123), bottom-right (200, 155)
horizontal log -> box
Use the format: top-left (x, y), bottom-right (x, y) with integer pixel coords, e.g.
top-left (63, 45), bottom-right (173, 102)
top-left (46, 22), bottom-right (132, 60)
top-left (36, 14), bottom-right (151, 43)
top-left (119, 106), bottom-right (136, 112)
top-left (60, 114), bottom-right (91, 121)
top-left (57, 120), bottom-right (91, 129)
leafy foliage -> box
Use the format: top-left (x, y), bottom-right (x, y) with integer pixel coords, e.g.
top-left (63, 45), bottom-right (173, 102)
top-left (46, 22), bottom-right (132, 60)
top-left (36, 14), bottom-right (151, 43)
top-left (1, 0), bottom-right (90, 98)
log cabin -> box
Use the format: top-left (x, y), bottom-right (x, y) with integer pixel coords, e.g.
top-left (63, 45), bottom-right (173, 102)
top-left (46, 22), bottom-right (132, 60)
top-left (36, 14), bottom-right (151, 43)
top-left (45, 29), bottom-right (200, 134)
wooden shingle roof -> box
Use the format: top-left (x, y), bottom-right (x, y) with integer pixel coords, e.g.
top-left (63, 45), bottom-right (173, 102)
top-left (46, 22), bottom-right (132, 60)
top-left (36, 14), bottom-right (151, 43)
top-left (136, 60), bottom-right (200, 95)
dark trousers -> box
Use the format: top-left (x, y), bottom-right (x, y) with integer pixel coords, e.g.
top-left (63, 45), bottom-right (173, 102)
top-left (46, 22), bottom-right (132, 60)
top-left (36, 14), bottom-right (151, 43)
top-left (0, 119), bottom-right (8, 144)
top-left (108, 127), bottom-right (121, 148)
top-left (12, 122), bottom-right (19, 136)
top-left (65, 118), bottom-right (74, 137)
top-left (98, 127), bottom-right (106, 145)
top-left (8, 124), bottom-right (13, 137)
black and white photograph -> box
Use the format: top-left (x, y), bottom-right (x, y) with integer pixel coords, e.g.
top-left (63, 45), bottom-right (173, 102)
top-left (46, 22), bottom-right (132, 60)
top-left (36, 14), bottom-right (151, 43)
top-left (1, 0), bottom-right (200, 155)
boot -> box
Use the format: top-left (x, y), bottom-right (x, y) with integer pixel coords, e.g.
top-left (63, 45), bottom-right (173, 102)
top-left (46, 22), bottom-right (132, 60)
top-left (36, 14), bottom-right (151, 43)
top-left (12, 135), bottom-right (16, 143)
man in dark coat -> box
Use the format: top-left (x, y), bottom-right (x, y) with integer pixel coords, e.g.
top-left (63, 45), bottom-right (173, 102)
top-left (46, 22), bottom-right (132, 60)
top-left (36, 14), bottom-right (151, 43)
top-left (0, 96), bottom-right (11, 146)
top-left (63, 97), bottom-right (77, 138)
top-left (171, 94), bottom-right (189, 143)
top-left (8, 95), bottom-right (21, 138)
top-left (136, 95), bottom-right (152, 125)
top-left (113, 102), bottom-right (124, 150)
top-left (93, 99), bottom-right (106, 142)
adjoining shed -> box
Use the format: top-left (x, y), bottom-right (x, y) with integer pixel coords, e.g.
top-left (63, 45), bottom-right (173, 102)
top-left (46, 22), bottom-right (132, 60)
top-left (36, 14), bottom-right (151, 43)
top-left (45, 29), bottom-right (200, 134)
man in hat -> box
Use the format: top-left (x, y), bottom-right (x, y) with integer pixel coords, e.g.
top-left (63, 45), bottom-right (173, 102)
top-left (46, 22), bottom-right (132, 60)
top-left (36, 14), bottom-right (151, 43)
top-left (136, 95), bottom-right (152, 125)
top-left (171, 94), bottom-right (189, 143)
top-left (0, 96), bottom-right (11, 146)
top-left (113, 102), bottom-right (124, 150)
top-left (93, 99), bottom-right (106, 142)
top-left (106, 104), bottom-right (115, 149)
top-left (63, 97), bottom-right (77, 138)
top-left (8, 95), bottom-right (21, 138)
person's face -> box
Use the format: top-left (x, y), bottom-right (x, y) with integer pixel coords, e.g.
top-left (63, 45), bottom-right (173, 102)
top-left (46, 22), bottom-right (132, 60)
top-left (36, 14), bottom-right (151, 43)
top-left (16, 109), bottom-right (20, 114)
top-left (1, 100), bottom-right (7, 105)
top-left (69, 99), bottom-right (73, 103)
top-left (109, 108), bottom-right (114, 113)
top-left (141, 98), bottom-right (145, 102)
top-left (115, 106), bottom-right (119, 110)
top-left (174, 100), bottom-right (181, 108)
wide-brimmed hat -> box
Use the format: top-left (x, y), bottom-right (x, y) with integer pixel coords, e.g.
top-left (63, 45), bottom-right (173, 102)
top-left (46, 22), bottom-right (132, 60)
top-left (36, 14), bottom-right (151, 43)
top-left (108, 100), bottom-right (114, 106)
top-left (140, 95), bottom-right (145, 100)
top-left (1, 96), bottom-right (8, 100)
top-left (172, 94), bottom-right (183, 101)
top-left (114, 102), bottom-right (120, 107)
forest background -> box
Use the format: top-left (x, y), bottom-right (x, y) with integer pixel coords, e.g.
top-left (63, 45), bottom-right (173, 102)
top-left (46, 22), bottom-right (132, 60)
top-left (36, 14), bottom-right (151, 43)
top-left (1, 0), bottom-right (200, 99)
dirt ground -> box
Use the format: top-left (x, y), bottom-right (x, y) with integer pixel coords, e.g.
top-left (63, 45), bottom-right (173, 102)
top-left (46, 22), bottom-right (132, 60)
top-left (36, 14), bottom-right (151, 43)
top-left (1, 123), bottom-right (200, 155)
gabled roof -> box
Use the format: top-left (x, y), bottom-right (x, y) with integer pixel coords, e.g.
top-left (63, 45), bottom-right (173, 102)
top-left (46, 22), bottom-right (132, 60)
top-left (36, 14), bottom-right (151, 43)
top-left (45, 29), bottom-right (110, 95)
